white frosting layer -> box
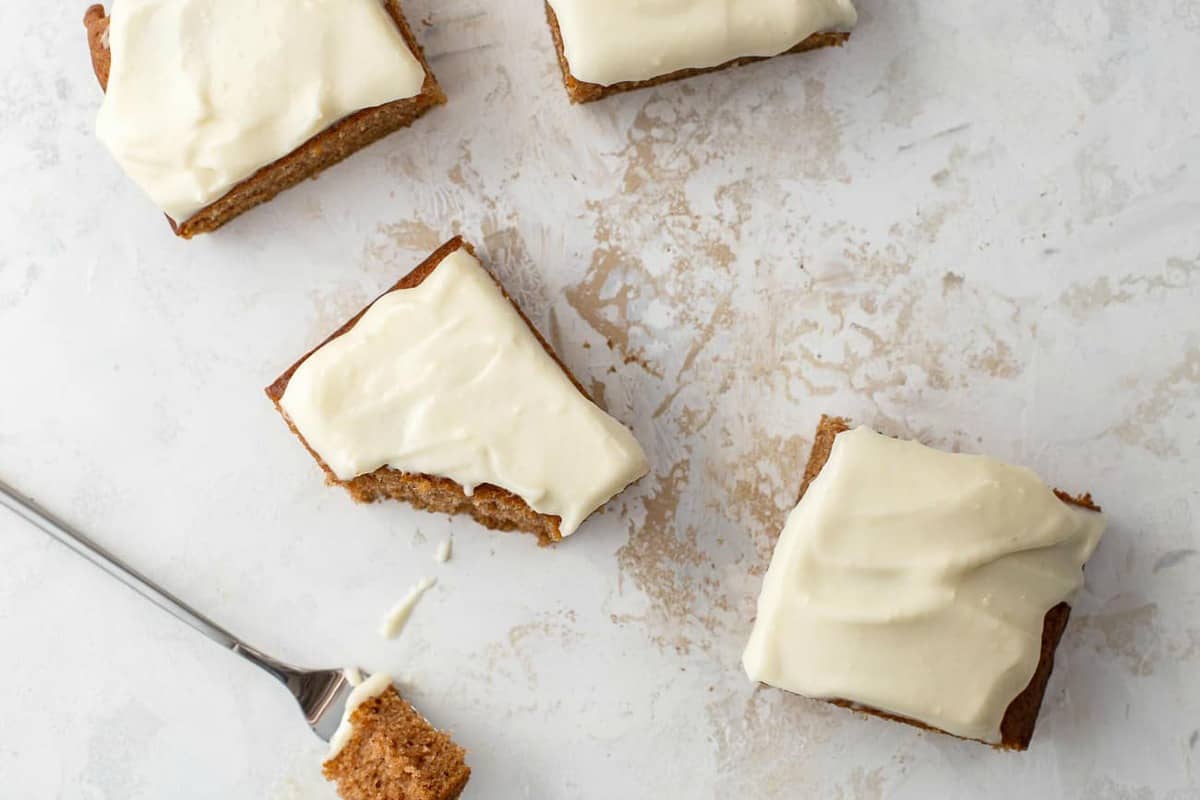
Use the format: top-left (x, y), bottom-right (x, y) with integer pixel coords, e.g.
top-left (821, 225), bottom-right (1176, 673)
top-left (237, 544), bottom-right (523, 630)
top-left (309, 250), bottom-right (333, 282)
top-left (327, 672), bottom-right (392, 758)
top-left (742, 427), bottom-right (1105, 743)
top-left (280, 245), bottom-right (649, 536)
top-left (548, 0), bottom-right (857, 87)
top-left (96, 0), bottom-right (426, 221)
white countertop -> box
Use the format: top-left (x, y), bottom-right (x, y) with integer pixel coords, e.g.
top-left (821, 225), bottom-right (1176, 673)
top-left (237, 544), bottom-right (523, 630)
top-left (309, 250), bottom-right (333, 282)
top-left (1, 2), bottom-right (1197, 798)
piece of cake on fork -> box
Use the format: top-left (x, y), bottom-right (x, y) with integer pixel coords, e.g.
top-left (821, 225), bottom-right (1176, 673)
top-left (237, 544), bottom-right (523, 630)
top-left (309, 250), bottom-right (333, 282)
top-left (83, 0), bottom-right (444, 237)
top-left (545, 0), bottom-right (857, 103)
top-left (266, 237), bottom-right (649, 545)
top-left (324, 673), bottom-right (470, 800)
top-left (743, 416), bottom-right (1107, 749)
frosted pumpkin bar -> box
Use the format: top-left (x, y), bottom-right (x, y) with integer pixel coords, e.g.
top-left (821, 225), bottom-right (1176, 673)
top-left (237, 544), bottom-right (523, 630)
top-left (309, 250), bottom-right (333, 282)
top-left (266, 237), bottom-right (649, 545)
top-left (83, 0), bottom-right (443, 237)
top-left (743, 416), bottom-right (1106, 749)
top-left (545, 0), bottom-right (856, 103)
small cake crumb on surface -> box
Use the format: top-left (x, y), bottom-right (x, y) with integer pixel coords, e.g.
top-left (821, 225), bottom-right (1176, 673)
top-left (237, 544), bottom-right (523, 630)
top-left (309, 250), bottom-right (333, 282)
top-left (323, 685), bottom-right (469, 800)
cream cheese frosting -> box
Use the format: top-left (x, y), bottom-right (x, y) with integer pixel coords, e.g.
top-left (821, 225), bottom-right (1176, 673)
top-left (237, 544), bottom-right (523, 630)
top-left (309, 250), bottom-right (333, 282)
top-left (379, 576), bottom-right (438, 639)
top-left (548, 0), bottom-right (857, 87)
top-left (279, 245), bottom-right (649, 537)
top-left (96, 0), bottom-right (426, 221)
top-left (742, 427), bottom-right (1105, 743)
top-left (327, 672), bottom-right (392, 758)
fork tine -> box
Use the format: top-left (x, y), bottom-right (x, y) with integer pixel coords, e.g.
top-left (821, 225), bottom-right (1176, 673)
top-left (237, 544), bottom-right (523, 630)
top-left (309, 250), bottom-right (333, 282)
top-left (290, 667), bottom-right (359, 742)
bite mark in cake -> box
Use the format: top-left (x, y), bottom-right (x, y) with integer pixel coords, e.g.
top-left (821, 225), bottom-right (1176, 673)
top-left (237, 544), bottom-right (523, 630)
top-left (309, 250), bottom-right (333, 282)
top-left (266, 237), bottom-right (649, 544)
top-left (743, 416), bottom-right (1106, 749)
top-left (84, 0), bottom-right (444, 237)
top-left (545, 0), bottom-right (856, 103)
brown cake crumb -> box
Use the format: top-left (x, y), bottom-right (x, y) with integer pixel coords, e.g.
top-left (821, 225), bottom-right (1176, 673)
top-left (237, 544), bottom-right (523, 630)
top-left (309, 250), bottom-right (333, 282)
top-left (323, 686), bottom-right (469, 800)
top-left (82, 1), bottom-right (445, 238)
top-left (785, 414), bottom-right (1102, 750)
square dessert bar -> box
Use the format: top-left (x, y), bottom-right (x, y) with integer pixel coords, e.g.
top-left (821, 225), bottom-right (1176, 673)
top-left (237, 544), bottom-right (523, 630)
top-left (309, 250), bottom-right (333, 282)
top-left (83, 0), bottom-right (444, 237)
top-left (266, 237), bottom-right (649, 545)
top-left (744, 415), bottom-right (1106, 750)
top-left (545, 0), bottom-right (855, 103)
top-left (324, 677), bottom-right (470, 800)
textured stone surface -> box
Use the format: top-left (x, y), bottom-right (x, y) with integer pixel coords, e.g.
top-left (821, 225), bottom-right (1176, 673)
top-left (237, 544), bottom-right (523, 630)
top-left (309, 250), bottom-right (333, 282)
top-left (0, 1), bottom-right (1198, 798)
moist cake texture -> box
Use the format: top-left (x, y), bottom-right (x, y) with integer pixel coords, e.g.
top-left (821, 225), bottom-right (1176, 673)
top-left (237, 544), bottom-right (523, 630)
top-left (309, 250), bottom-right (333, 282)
top-left (744, 415), bottom-right (1105, 749)
top-left (324, 675), bottom-right (469, 800)
top-left (267, 237), bottom-right (648, 545)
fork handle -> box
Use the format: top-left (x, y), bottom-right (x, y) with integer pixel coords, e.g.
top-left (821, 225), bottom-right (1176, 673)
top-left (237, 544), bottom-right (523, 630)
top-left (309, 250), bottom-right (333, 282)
top-left (0, 478), bottom-right (292, 683)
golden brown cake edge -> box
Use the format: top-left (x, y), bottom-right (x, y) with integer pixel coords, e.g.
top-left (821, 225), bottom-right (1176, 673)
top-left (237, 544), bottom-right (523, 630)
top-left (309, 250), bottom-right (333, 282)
top-left (322, 686), bottom-right (470, 800)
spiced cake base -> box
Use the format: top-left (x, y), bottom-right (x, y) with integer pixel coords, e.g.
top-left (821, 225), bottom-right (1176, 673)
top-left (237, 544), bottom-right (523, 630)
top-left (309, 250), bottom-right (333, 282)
top-left (323, 686), bottom-right (470, 800)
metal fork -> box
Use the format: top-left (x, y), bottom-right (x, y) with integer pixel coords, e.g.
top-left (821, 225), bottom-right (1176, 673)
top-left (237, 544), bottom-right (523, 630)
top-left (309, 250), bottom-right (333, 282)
top-left (0, 478), bottom-right (358, 742)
